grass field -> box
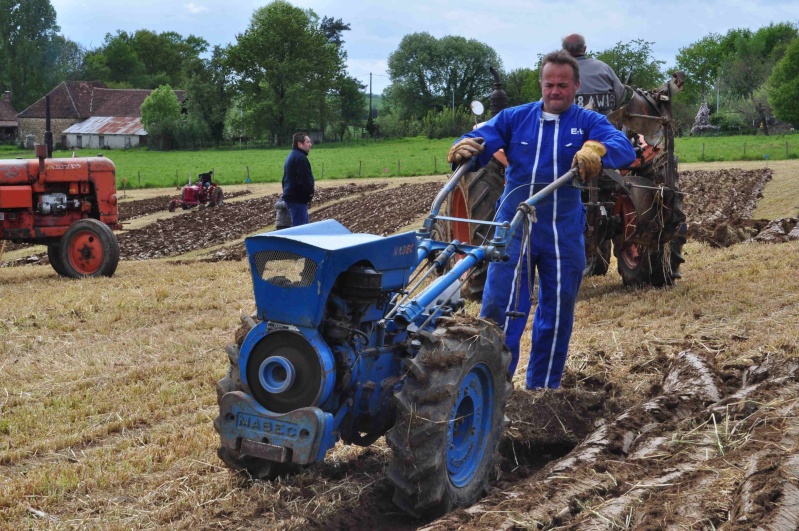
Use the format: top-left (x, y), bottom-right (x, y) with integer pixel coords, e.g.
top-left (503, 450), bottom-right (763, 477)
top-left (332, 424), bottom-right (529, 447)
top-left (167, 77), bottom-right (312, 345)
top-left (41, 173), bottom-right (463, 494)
top-left (3, 131), bottom-right (798, 189)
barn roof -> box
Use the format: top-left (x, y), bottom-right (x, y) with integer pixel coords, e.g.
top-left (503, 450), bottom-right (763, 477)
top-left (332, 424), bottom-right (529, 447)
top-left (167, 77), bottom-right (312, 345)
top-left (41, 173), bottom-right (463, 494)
top-left (0, 96), bottom-right (18, 126)
top-left (63, 116), bottom-right (147, 136)
top-left (17, 82), bottom-right (187, 120)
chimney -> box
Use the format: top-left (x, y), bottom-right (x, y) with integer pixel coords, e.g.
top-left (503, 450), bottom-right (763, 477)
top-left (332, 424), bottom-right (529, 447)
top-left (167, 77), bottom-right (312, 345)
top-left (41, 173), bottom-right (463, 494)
top-left (2, 91), bottom-right (10, 103)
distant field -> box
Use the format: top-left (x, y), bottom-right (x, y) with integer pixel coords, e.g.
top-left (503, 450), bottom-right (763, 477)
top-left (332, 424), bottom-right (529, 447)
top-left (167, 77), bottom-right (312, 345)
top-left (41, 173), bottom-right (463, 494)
top-left (3, 131), bottom-right (798, 189)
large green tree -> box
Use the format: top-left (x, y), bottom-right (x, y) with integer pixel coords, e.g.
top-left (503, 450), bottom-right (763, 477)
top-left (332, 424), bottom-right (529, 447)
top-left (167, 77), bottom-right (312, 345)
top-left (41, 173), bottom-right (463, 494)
top-left (0, 0), bottom-right (81, 109)
top-left (595, 39), bottom-right (665, 90)
top-left (182, 46), bottom-right (232, 146)
top-left (140, 84), bottom-right (182, 149)
top-left (386, 33), bottom-right (502, 120)
top-left (83, 30), bottom-right (208, 89)
top-left (227, 1), bottom-right (343, 144)
top-left (675, 34), bottom-right (726, 105)
top-left (767, 36), bottom-right (799, 124)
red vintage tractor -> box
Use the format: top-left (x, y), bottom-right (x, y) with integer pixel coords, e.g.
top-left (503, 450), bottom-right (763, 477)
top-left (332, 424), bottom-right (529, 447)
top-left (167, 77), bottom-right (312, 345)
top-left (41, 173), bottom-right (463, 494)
top-left (0, 144), bottom-right (121, 278)
top-left (168, 171), bottom-right (224, 212)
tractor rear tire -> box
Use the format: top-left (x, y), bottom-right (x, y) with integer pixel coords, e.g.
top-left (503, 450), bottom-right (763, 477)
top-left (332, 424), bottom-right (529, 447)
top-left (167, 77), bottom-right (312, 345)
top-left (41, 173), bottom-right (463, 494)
top-left (168, 200), bottom-right (177, 213)
top-left (213, 315), bottom-right (302, 480)
top-left (386, 318), bottom-right (512, 517)
top-left (47, 243), bottom-right (69, 277)
top-left (443, 158), bottom-right (504, 301)
top-left (211, 187), bottom-right (224, 207)
top-left (584, 239), bottom-right (612, 277)
top-left (58, 219), bottom-right (119, 278)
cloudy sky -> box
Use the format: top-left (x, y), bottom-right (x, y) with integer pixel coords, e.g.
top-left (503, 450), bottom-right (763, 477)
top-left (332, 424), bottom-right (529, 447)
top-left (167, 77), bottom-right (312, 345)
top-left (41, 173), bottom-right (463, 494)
top-left (50, 0), bottom-right (799, 94)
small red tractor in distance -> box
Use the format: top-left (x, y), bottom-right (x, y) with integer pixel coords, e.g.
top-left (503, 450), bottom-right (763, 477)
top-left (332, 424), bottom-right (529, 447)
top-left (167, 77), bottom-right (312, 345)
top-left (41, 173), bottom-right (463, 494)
top-left (0, 144), bottom-right (121, 278)
top-left (168, 170), bottom-right (223, 212)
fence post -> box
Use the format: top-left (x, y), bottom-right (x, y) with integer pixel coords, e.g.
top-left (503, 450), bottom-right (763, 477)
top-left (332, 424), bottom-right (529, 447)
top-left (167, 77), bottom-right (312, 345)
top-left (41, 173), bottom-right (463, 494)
top-left (175, 169), bottom-right (178, 188)
top-left (744, 142), bottom-right (747, 157)
top-left (398, 159), bottom-right (401, 175)
top-left (702, 143), bottom-right (705, 159)
top-left (246, 165), bottom-right (250, 183)
top-left (137, 171), bottom-right (140, 187)
top-left (434, 156), bottom-right (436, 173)
top-left (359, 160), bottom-right (361, 177)
top-left (787, 141), bottom-right (789, 158)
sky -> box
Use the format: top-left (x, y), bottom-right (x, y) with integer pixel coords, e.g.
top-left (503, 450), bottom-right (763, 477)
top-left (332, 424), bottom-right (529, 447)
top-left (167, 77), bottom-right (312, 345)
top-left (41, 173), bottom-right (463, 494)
top-left (50, 0), bottom-right (799, 95)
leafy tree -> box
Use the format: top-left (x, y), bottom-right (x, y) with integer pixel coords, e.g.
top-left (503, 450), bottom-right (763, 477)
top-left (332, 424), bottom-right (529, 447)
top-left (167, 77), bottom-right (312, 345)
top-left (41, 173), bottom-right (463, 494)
top-left (675, 34), bottom-right (726, 104)
top-left (227, 1), bottom-right (343, 144)
top-left (328, 75), bottom-right (366, 140)
top-left (0, 0), bottom-right (76, 109)
top-left (182, 46), bottom-right (232, 145)
top-left (595, 39), bottom-right (665, 90)
top-left (83, 30), bottom-right (208, 89)
top-left (320, 16), bottom-right (350, 47)
top-left (385, 33), bottom-right (502, 120)
top-left (503, 67), bottom-right (539, 107)
top-left (767, 36), bottom-right (799, 124)
top-left (141, 84), bottom-right (182, 149)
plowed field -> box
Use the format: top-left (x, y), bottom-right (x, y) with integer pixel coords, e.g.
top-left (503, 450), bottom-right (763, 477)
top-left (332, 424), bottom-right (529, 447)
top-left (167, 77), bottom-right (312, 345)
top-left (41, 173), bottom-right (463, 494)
top-left (2, 166), bottom-right (799, 530)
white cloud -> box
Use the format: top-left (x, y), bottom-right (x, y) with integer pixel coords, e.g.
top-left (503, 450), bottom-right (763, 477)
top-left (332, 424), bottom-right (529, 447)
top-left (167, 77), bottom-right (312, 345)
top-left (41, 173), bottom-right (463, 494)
top-left (184, 3), bottom-right (209, 14)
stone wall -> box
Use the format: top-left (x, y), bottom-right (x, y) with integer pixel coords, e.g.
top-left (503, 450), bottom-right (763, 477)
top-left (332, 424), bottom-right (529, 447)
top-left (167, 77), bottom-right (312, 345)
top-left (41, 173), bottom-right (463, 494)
top-left (17, 118), bottom-right (78, 148)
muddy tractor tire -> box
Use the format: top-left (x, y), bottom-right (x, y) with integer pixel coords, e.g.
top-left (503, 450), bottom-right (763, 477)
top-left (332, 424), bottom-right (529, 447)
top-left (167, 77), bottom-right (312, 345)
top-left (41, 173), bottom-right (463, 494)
top-left (211, 187), bottom-right (224, 207)
top-left (57, 218), bottom-right (119, 278)
top-left (168, 200), bottom-right (177, 213)
top-left (441, 158), bottom-right (504, 301)
top-left (613, 194), bottom-right (684, 288)
top-left (213, 315), bottom-right (302, 480)
top-left (47, 243), bottom-right (69, 277)
top-left (386, 318), bottom-right (512, 517)
top-left (584, 239), bottom-right (612, 277)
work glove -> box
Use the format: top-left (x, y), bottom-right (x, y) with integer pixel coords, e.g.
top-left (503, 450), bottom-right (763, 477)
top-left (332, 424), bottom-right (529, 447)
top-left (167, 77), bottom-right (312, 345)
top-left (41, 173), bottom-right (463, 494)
top-left (572, 140), bottom-right (606, 182)
top-left (447, 137), bottom-right (485, 165)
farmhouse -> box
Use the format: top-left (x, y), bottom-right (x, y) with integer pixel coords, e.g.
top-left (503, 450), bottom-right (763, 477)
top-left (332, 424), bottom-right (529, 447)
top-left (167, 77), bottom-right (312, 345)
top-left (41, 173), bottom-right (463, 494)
top-left (16, 81), bottom-right (186, 149)
top-left (0, 91), bottom-right (17, 143)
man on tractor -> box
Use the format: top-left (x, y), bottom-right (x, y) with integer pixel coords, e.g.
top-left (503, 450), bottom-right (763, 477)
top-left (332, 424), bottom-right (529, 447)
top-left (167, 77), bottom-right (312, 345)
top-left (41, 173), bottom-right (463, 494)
top-left (562, 33), bottom-right (626, 116)
top-left (200, 170), bottom-right (214, 190)
top-left (447, 50), bottom-right (636, 390)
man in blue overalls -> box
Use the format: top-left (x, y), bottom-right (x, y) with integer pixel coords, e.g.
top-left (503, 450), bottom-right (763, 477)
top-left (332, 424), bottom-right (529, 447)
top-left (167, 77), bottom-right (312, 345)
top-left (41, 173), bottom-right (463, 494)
top-left (447, 50), bottom-right (636, 389)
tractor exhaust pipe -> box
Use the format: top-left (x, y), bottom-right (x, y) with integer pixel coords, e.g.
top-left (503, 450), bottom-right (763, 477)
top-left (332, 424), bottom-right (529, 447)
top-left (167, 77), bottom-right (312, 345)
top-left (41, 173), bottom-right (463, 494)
top-left (44, 95), bottom-right (53, 158)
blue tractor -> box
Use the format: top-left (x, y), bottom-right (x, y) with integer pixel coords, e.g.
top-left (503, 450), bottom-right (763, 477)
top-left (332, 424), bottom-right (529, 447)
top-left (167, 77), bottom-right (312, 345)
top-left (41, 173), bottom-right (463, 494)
top-left (214, 164), bottom-right (576, 516)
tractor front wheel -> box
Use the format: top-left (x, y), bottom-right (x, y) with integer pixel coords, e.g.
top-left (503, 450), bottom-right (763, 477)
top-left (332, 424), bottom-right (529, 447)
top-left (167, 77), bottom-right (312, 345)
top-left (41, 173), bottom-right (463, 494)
top-left (168, 200), bottom-right (177, 212)
top-left (386, 318), bottom-right (512, 517)
top-left (47, 244), bottom-right (69, 277)
top-left (58, 219), bottom-right (119, 278)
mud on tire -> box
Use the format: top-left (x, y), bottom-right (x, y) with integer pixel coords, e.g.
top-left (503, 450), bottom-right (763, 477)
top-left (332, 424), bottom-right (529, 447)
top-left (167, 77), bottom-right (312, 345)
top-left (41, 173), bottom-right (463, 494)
top-left (442, 158), bottom-right (504, 301)
top-left (386, 317), bottom-right (512, 517)
top-left (213, 314), bottom-right (300, 480)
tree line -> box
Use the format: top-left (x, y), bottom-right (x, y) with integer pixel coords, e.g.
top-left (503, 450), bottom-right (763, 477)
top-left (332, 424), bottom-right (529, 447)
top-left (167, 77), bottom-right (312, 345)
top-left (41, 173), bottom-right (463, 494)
top-left (1, 0), bottom-right (798, 151)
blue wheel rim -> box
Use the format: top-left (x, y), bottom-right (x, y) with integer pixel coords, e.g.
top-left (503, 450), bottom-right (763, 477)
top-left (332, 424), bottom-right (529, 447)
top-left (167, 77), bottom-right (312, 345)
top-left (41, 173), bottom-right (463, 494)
top-left (447, 362), bottom-right (494, 487)
top-left (258, 356), bottom-right (296, 394)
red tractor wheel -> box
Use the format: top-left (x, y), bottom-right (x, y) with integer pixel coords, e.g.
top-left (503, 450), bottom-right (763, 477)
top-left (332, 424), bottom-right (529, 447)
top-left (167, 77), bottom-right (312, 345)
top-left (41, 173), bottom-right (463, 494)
top-left (613, 195), bottom-right (675, 287)
top-left (58, 219), bottom-right (120, 278)
top-left (168, 200), bottom-right (177, 212)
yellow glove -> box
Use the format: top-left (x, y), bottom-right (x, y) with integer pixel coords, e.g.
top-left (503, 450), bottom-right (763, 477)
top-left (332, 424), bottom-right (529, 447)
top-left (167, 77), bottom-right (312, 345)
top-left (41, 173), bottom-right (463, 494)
top-left (447, 137), bottom-right (485, 165)
top-left (572, 140), bottom-right (606, 181)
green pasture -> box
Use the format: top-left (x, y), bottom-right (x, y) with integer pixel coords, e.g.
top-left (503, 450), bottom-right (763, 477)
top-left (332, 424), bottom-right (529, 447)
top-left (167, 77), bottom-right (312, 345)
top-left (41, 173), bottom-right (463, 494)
top-left (4, 132), bottom-right (798, 189)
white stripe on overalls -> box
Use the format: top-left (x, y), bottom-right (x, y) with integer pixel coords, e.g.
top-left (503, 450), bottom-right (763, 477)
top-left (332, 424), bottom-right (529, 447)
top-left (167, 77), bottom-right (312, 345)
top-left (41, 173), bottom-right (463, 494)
top-left (502, 117), bottom-right (545, 335)
top-left (544, 118), bottom-right (563, 387)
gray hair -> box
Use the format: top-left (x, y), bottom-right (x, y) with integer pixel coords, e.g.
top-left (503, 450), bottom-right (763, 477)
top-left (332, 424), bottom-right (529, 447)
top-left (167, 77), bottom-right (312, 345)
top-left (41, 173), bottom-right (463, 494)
top-left (562, 34), bottom-right (586, 57)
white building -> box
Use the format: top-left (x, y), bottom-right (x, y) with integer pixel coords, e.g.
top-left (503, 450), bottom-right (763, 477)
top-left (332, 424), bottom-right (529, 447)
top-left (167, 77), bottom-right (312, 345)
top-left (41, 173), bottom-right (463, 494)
top-left (63, 116), bottom-right (147, 150)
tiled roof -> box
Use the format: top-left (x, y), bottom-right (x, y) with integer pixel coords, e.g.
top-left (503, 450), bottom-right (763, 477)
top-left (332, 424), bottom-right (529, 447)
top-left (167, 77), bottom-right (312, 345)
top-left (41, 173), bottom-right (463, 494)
top-left (0, 98), bottom-right (17, 122)
top-left (63, 116), bottom-right (147, 136)
top-left (17, 82), bottom-right (187, 119)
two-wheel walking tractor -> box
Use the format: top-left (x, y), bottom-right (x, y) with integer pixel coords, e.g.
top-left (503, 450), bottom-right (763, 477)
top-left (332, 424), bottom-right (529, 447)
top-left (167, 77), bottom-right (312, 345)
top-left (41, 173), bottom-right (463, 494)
top-left (214, 162), bottom-right (579, 516)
